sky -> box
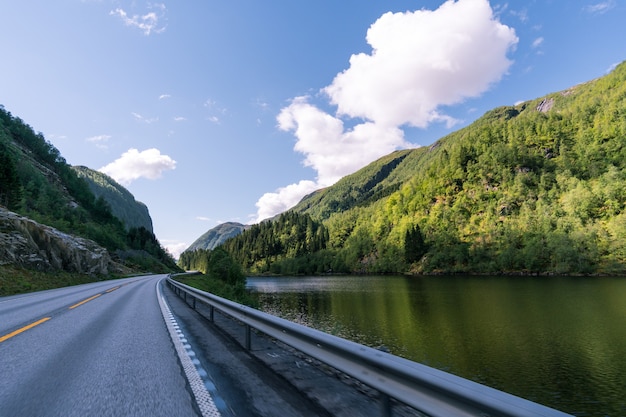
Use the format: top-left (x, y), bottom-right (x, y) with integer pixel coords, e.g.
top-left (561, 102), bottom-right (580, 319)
top-left (1, 0), bottom-right (625, 258)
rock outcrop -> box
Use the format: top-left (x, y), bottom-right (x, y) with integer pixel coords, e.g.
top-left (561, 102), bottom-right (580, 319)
top-left (0, 207), bottom-right (110, 275)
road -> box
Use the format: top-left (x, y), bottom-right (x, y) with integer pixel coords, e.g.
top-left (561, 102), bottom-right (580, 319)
top-left (0, 274), bottom-right (343, 417)
top-left (0, 275), bottom-right (205, 417)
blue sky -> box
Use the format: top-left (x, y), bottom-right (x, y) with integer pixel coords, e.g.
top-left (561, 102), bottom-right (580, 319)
top-left (1, 0), bottom-right (625, 257)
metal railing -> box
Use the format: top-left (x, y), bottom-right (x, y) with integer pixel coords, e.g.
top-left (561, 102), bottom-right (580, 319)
top-left (166, 276), bottom-right (572, 417)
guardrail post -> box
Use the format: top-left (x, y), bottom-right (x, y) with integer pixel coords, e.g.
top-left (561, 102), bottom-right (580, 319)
top-left (192, 297), bottom-right (196, 309)
top-left (245, 324), bottom-right (251, 350)
top-left (209, 305), bottom-right (214, 322)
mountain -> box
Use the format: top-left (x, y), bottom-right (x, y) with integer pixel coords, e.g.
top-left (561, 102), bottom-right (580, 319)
top-left (218, 60), bottom-right (626, 276)
top-left (0, 104), bottom-right (179, 284)
top-left (72, 166), bottom-right (153, 233)
top-left (186, 222), bottom-right (250, 252)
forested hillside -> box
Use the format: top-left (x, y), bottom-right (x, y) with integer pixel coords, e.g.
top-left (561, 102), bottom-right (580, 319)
top-left (180, 212), bottom-right (329, 275)
top-left (0, 105), bottom-right (179, 274)
top-left (73, 166), bottom-right (153, 232)
top-left (209, 61), bottom-right (626, 276)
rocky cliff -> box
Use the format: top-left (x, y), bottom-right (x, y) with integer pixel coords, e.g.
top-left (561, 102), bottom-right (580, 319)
top-left (0, 207), bottom-right (110, 275)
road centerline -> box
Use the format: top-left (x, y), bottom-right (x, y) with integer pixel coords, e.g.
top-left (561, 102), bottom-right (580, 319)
top-left (0, 317), bottom-right (51, 343)
top-left (1, 281), bottom-right (129, 345)
top-left (68, 294), bottom-right (102, 310)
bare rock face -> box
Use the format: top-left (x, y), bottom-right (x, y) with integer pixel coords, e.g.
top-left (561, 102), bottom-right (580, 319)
top-left (536, 97), bottom-right (555, 113)
top-left (0, 207), bottom-right (110, 275)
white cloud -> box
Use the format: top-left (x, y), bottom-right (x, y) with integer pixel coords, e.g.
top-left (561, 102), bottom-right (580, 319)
top-left (196, 216), bottom-right (212, 222)
top-left (508, 8), bottom-right (529, 23)
top-left (99, 148), bottom-right (176, 186)
top-left (255, 180), bottom-right (320, 222)
top-left (110, 3), bottom-right (167, 35)
top-left (86, 134), bottom-right (111, 149)
top-left (159, 94), bottom-right (171, 100)
top-left (532, 37), bottom-right (544, 48)
top-left (86, 134), bottom-right (111, 143)
top-left (324, 0), bottom-right (518, 128)
top-left (277, 97), bottom-right (407, 187)
top-left (161, 240), bottom-right (188, 260)
top-left (254, 0), bottom-right (518, 222)
top-left (584, 1), bottom-right (616, 14)
top-left (174, 116), bottom-right (187, 122)
top-left (607, 62), bottom-right (620, 73)
top-left (132, 112), bottom-right (158, 124)
top-left (204, 98), bottom-right (227, 124)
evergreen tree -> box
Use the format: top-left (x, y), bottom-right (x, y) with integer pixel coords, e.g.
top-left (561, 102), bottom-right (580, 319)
top-left (404, 224), bottom-right (427, 264)
top-left (0, 144), bottom-right (22, 209)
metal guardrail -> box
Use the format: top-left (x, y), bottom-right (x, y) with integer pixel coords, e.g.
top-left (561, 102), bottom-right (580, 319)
top-left (166, 276), bottom-right (573, 417)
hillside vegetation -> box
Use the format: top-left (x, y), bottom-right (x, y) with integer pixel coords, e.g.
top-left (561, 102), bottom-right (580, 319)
top-left (73, 166), bottom-right (153, 232)
top-left (191, 61), bottom-right (626, 276)
top-left (180, 212), bottom-right (330, 275)
top-left (0, 105), bottom-right (179, 280)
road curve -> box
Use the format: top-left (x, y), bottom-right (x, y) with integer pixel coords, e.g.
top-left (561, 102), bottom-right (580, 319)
top-left (0, 275), bottom-right (202, 417)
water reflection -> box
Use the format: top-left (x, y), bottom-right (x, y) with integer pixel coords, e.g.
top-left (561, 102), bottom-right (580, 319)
top-left (247, 275), bottom-right (626, 416)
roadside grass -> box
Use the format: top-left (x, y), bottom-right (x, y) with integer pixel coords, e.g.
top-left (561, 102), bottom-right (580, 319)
top-left (174, 273), bottom-right (258, 307)
top-left (0, 265), bottom-right (119, 297)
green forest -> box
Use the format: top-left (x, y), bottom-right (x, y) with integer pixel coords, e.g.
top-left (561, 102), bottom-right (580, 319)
top-left (0, 105), bottom-right (178, 273)
top-left (179, 211), bottom-right (331, 275)
top-left (182, 61), bottom-right (626, 276)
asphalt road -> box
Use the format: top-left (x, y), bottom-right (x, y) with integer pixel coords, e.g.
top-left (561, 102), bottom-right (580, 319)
top-left (0, 275), bottom-right (201, 417)
top-left (0, 274), bottom-right (347, 417)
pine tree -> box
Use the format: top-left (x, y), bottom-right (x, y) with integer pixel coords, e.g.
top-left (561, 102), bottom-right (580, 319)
top-left (404, 224), bottom-right (426, 264)
top-left (0, 144), bottom-right (22, 209)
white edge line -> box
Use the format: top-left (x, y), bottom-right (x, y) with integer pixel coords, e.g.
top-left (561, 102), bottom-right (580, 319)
top-left (156, 278), bottom-right (221, 417)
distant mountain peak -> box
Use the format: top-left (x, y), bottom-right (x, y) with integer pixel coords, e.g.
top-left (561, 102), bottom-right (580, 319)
top-left (185, 222), bottom-right (250, 252)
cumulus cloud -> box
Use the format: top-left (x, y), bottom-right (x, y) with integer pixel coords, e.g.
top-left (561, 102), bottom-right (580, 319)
top-left (110, 3), bottom-right (167, 35)
top-left (277, 97), bottom-right (407, 186)
top-left (254, 0), bottom-right (518, 222)
top-left (255, 180), bottom-right (320, 222)
top-left (325, 0), bottom-right (517, 128)
top-left (100, 148), bottom-right (176, 186)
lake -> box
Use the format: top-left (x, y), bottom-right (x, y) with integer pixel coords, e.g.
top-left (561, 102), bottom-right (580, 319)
top-left (246, 275), bottom-right (626, 416)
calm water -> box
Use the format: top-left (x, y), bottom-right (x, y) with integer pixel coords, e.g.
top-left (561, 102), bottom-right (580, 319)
top-left (246, 275), bottom-right (626, 416)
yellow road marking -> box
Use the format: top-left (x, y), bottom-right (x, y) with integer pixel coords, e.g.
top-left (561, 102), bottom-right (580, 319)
top-left (0, 317), bottom-right (51, 343)
top-left (105, 286), bottom-right (120, 293)
top-left (68, 294), bottom-right (102, 310)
